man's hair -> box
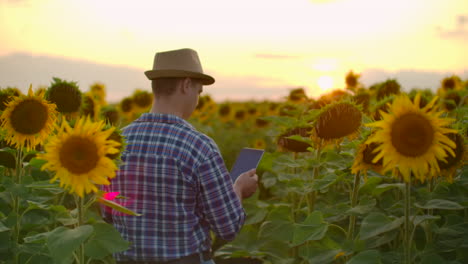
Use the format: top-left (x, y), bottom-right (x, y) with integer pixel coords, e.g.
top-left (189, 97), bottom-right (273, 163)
top-left (151, 78), bottom-right (184, 96)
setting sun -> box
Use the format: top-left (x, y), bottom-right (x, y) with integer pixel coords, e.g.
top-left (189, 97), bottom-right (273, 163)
top-left (317, 75), bottom-right (334, 92)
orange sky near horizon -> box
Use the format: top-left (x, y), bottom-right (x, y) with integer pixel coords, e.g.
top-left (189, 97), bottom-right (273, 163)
top-left (0, 0), bottom-right (467, 100)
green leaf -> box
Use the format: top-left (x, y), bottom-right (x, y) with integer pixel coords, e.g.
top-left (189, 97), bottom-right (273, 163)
top-left (413, 215), bottom-right (440, 226)
top-left (47, 225), bottom-right (94, 262)
top-left (311, 173), bottom-right (338, 191)
top-left (285, 135), bottom-right (314, 146)
top-left (346, 198), bottom-right (376, 216)
top-left (358, 176), bottom-right (383, 195)
top-left (298, 244), bottom-right (341, 264)
top-left (97, 197), bottom-right (142, 216)
top-left (26, 181), bottom-right (63, 194)
top-left (292, 211), bottom-right (328, 246)
top-left (84, 223), bottom-right (129, 259)
top-left (347, 250), bottom-right (381, 264)
top-left (23, 231), bottom-right (53, 243)
top-left (415, 199), bottom-right (464, 210)
top-left (258, 205), bottom-right (294, 242)
top-left (358, 213), bottom-right (403, 240)
top-left (372, 183), bottom-right (405, 196)
top-left (27, 158), bottom-right (47, 169)
top-left (274, 155), bottom-right (303, 168)
top-left (0, 221), bottom-right (9, 232)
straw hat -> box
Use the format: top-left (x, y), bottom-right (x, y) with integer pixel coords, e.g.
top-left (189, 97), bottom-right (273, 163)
top-left (144, 48), bottom-right (215, 85)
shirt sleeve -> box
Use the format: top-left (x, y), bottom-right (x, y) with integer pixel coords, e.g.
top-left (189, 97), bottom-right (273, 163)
top-left (196, 151), bottom-right (246, 241)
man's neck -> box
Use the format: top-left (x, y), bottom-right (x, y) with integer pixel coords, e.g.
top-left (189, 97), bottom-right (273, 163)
top-left (150, 99), bottom-right (186, 119)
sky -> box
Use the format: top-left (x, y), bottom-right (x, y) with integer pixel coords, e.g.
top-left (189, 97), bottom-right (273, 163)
top-left (0, 0), bottom-right (467, 102)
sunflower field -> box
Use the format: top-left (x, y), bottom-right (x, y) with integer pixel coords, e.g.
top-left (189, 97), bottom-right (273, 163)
top-left (0, 73), bottom-right (467, 264)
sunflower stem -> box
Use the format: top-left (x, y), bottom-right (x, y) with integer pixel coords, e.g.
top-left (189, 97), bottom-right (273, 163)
top-left (404, 180), bottom-right (412, 264)
top-left (309, 139), bottom-right (322, 212)
top-left (348, 171), bottom-right (361, 240)
top-left (77, 195), bottom-right (85, 264)
top-left (13, 148), bottom-right (23, 264)
top-left (427, 176), bottom-right (434, 244)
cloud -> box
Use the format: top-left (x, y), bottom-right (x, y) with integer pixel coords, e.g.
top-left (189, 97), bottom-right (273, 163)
top-left (0, 53), bottom-right (148, 103)
top-left (0, 53), bottom-right (466, 103)
top-left (254, 54), bottom-right (301, 60)
top-left (437, 15), bottom-right (468, 40)
top-left (360, 68), bottom-right (468, 91)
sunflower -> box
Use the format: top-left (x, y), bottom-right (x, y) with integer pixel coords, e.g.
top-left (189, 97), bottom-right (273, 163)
top-left (255, 117), bottom-right (269, 128)
top-left (89, 82), bottom-right (107, 106)
top-left (278, 126), bottom-right (313, 153)
top-left (37, 117), bottom-right (120, 197)
top-left (0, 86), bottom-right (57, 150)
top-left (313, 101), bottom-right (362, 142)
top-left (81, 93), bottom-right (100, 121)
top-left (288, 88), bottom-right (307, 102)
top-left (102, 106), bottom-right (120, 126)
top-left (46, 77), bottom-right (82, 114)
top-left (376, 79), bottom-right (401, 100)
top-left (438, 75), bottom-right (462, 95)
top-left (106, 127), bottom-right (125, 161)
top-left (253, 138), bottom-right (266, 149)
top-left (366, 93), bottom-right (457, 183)
top-left (436, 133), bottom-right (466, 182)
top-left (351, 140), bottom-right (384, 180)
top-left (345, 70), bottom-right (361, 91)
top-left (132, 89), bottom-right (153, 110)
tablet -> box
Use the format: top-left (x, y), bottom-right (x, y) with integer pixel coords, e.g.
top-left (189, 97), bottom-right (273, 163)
top-left (230, 148), bottom-right (265, 182)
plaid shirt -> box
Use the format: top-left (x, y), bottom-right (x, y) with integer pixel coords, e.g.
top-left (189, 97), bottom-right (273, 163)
top-left (102, 113), bottom-right (245, 262)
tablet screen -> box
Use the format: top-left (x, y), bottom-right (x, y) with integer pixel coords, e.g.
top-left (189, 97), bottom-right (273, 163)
top-left (230, 148), bottom-right (265, 182)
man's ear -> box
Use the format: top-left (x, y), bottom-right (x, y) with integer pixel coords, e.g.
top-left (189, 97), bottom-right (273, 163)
top-left (180, 78), bottom-right (191, 94)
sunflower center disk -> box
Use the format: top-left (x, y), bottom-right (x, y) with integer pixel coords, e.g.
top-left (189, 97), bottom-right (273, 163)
top-left (10, 99), bottom-right (48, 135)
top-left (391, 113), bottom-right (434, 157)
top-left (59, 136), bottom-right (99, 174)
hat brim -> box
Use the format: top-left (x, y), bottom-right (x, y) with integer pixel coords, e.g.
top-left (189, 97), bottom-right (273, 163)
top-left (144, 70), bottom-right (215, 85)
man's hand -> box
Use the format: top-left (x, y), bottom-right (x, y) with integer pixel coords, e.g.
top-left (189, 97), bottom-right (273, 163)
top-left (233, 169), bottom-right (258, 201)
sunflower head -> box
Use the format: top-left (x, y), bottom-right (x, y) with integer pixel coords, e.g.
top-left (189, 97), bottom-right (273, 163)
top-left (345, 70), bottom-right (361, 91)
top-left (247, 106), bottom-right (258, 116)
top-left (352, 138), bottom-right (383, 178)
top-left (372, 96), bottom-right (394, 121)
top-left (366, 93), bottom-right (458, 183)
top-left (234, 109), bottom-right (246, 121)
top-left (352, 92), bottom-right (371, 113)
top-left (81, 93), bottom-right (100, 121)
top-left (437, 133), bottom-right (465, 182)
top-left (106, 126), bottom-right (125, 161)
top-left (46, 77), bottom-right (82, 114)
top-left (253, 138), bottom-right (267, 149)
top-left (442, 90), bottom-right (462, 111)
top-left (288, 88), bottom-right (307, 102)
top-left (120, 97), bottom-right (134, 113)
top-left (37, 117), bottom-right (120, 197)
top-left (102, 106), bottom-right (120, 126)
top-left (255, 117), bottom-right (270, 128)
top-left (0, 86), bottom-right (58, 150)
top-left (278, 126), bottom-right (313, 152)
top-left (440, 75), bottom-right (462, 92)
top-left (376, 79), bottom-right (401, 100)
top-left (132, 89), bottom-right (153, 109)
top-left (314, 101), bottom-right (362, 141)
top-left (218, 104), bottom-right (231, 117)
top-left (279, 103), bottom-right (300, 117)
top-left (89, 82), bottom-right (107, 105)
top-left (4, 87), bottom-right (22, 97)
top-left (0, 89), bottom-right (17, 111)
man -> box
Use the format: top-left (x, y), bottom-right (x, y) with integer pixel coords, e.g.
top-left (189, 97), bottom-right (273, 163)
top-left (103, 48), bottom-right (258, 264)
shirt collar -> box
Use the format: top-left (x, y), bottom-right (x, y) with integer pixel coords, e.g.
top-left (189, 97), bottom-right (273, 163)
top-left (135, 113), bottom-right (194, 129)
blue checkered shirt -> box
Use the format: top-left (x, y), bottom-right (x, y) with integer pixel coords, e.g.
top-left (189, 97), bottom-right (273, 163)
top-left (102, 113), bottom-right (245, 262)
